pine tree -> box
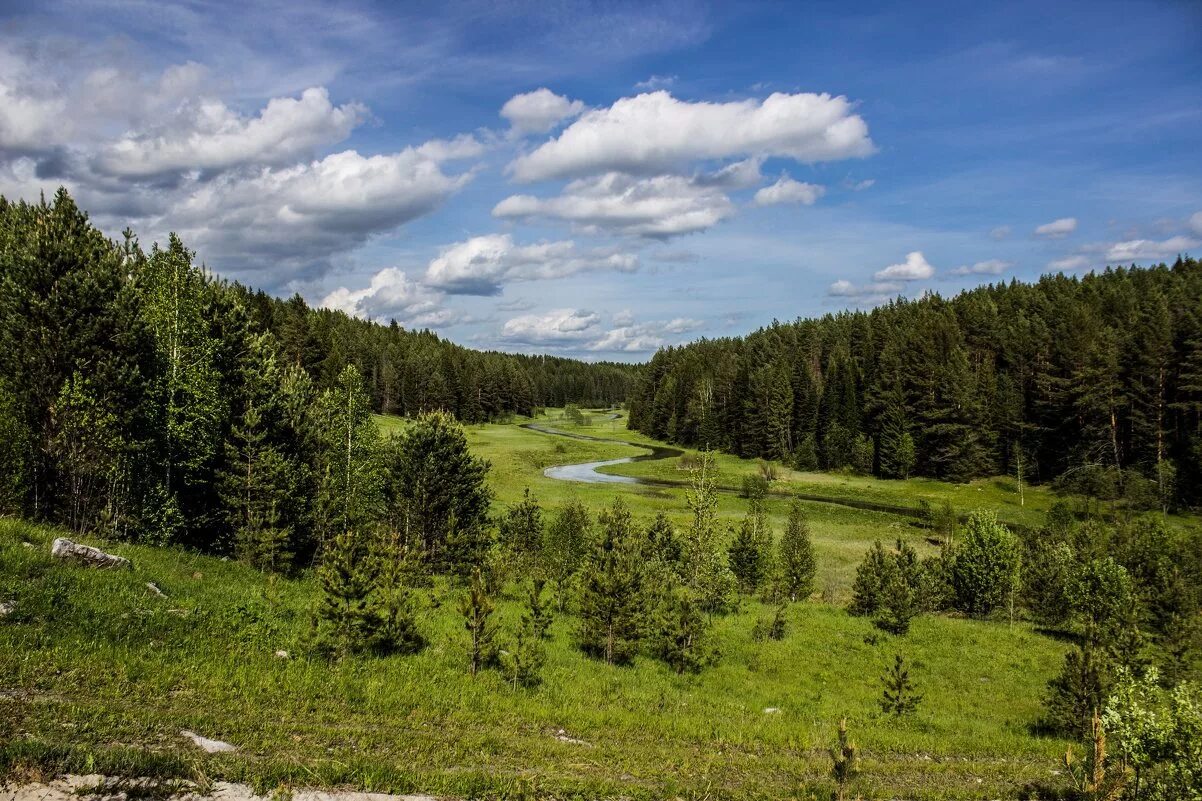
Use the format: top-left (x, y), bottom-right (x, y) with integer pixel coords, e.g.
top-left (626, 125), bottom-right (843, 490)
top-left (829, 717), bottom-right (859, 801)
top-left (878, 380), bottom-right (915, 479)
top-left (543, 498), bottom-right (592, 608)
top-left (778, 500), bottom-right (817, 601)
top-left (459, 567), bottom-right (497, 677)
top-left (313, 365), bottom-right (383, 550)
top-left (644, 511), bottom-right (684, 575)
top-left (523, 577), bottom-right (554, 641)
top-left (879, 653), bottom-right (923, 716)
top-left (656, 588), bottom-right (711, 674)
top-left (878, 541), bottom-right (922, 635)
top-left (683, 450), bottom-right (737, 613)
top-left (728, 505), bottom-right (773, 595)
top-left (372, 529), bottom-right (425, 655)
top-left (577, 498), bottom-right (646, 665)
top-left (316, 528), bottom-right (379, 657)
top-left (849, 541), bottom-right (894, 616)
top-left (384, 410), bottom-right (492, 572)
top-left (503, 623), bottom-right (546, 689)
top-left (497, 488), bottom-right (543, 576)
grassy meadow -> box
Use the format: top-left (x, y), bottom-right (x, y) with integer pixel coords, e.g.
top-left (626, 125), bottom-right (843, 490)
top-left (8, 408), bottom-right (1198, 799)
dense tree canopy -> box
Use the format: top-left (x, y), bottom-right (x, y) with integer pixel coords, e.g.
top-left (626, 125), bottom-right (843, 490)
top-left (629, 257), bottom-right (1202, 507)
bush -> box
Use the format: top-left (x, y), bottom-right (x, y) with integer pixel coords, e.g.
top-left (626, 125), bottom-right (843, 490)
top-left (952, 511), bottom-right (1020, 618)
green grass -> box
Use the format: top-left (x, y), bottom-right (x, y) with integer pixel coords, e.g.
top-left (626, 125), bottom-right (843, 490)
top-left (6, 409), bottom-right (1196, 798)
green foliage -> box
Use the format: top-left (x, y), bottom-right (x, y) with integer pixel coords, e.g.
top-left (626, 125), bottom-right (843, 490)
top-left (952, 510), bottom-right (1021, 618)
top-left (577, 498), bottom-right (646, 665)
top-left (829, 717), bottom-right (859, 801)
top-left (849, 538), bottom-right (925, 634)
top-left (384, 410), bottom-right (492, 573)
top-left (497, 488), bottom-right (543, 576)
top-left (459, 567), bottom-right (497, 677)
top-left (315, 528), bottom-right (417, 658)
top-left (1045, 642), bottom-right (1112, 740)
top-left (1103, 667), bottom-right (1202, 800)
top-left (312, 365), bottom-right (384, 547)
top-left (778, 500), bottom-right (817, 601)
top-left (523, 577), bottom-right (554, 641)
top-left (728, 505), bottom-right (773, 595)
top-left (683, 450), bottom-right (737, 614)
top-left (1024, 539), bottom-right (1076, 629)
top-left (47, 372), bottom-right (123, 535)
top-left (752, 601), bottom-right (788, 642)
top-left (655, 587), bottom-right (712, 674)
top-left (542, 498), bottom-right (592, 606)
top-left (880, 653), bottom-right (923, 717)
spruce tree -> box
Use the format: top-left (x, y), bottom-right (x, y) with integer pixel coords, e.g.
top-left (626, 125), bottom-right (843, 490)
top-left (524, 577), bottom-right (554, 640)
top-left (879, 653), bottom-right (923, 716)
top-left (778, 499), bottom-right (817, 601)
top-left (313, 365), bottom-right (384, 550)
top-left (849, 540), bottom-right (894, 616)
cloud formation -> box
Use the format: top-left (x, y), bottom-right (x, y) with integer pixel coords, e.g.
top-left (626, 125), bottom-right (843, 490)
top-left (1099, 236), bottom-right (1199, 262)
top-left (951, 259), bottom-right (1010, 276)
top-left (507, 90), bottom-right (874, 182)
top-left (753, 176), bottom-right (825, 206)
top-left (93, 87), bottom-right (367, 178)
top-left (423, 233), bottom-right (638, 295)
top-left (1034, 217), bottom-right (1077, 238)
top-left (321, 268), bottom-right (453, 327)
top-left (494, 172), bottom-right (736, 237)
top-left (500, 88), bottom-right (585, 135)
top-left (1047, 255), bottom-right (1089, 271)
top-left (874, 251), bottom-right (935, 281)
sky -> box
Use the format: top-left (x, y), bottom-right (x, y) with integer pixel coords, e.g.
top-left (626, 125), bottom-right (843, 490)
top-left (1, 0), bottom-right (1200, 361)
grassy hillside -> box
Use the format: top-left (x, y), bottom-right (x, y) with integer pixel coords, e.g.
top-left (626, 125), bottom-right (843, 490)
top-left (7, 409), bottom-right (1196, 799)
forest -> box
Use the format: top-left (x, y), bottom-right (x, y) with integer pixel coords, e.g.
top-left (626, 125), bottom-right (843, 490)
top-left (629, 259), bottom-right (1202, 509)
top-left (0, 190), bottom-right (636, 552)
top-left (2, 190), bottom-right (1201, 800)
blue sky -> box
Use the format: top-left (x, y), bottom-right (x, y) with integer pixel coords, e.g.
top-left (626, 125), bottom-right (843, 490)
top-left (1, 0), bottom-right (1200, 360)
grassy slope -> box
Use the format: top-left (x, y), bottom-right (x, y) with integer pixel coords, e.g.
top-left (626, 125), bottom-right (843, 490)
top-left (9, 408), bottom-right (1192, 799)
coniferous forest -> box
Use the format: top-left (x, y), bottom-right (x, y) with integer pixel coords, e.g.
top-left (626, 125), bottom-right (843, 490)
top-left (630, 259), bottom-right (1202, 509)
top-left (0, 191), bottom-right (636, 551)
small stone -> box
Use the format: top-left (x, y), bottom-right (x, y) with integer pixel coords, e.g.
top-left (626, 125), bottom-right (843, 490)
top-left (146, 582), bottom-right (167, 598)
top-left (21, 541), bottom-right (33, 549)
top-left (275, 650), bottom-right (290, 659)
top-left (0, 600), bottom-right (14, 617)
top-left (181, 729), bottom-right (237, 753)
top-left (763, 707), bottom-right (780, 714)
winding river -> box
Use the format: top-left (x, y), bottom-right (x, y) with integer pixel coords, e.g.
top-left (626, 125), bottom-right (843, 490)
top-left (523, 414), bottom-right (984, 526)
top-left (521, 414), bottom-right (682, 484)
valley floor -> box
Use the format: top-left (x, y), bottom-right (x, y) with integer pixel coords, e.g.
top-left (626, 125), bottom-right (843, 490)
top-left (4, 410), bottom-right (1198, 799)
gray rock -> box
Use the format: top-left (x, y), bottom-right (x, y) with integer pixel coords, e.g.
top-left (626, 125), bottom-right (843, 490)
top-left (51, 538), bottom-right (131, 570)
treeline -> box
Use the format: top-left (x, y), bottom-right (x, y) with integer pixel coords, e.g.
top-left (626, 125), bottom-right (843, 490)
top-left (629, 259), bottom-right (1202, 508)
top-left (0, 190), bottom-right (634, 546)
top-left (241, 294), bottom-right (636, 419)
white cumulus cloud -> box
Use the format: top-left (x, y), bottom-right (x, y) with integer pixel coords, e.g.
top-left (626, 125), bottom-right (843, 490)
top-left (1101, 236), bottom-right (1199, 263)
top-left (501, 309), bottom-right (602, 344)
top-left (93, 87), bottom-right (367, 178)
top-left (494, 172), bottom-right (736, 238)
top-left (500, 88), bottom-right (585, 135)
top-left (507, 90), bottom-right (875, 182)
top-left (321, 268), bottom-right (453, 327)
top-left (423, 233), bottom-right (638, 295)
top-left (1034, 217), bottom-right (1078, 238)
top-left (753, 177), bottom-right (825, 206)
top-left (874, 251), bottom-right (935, 281)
